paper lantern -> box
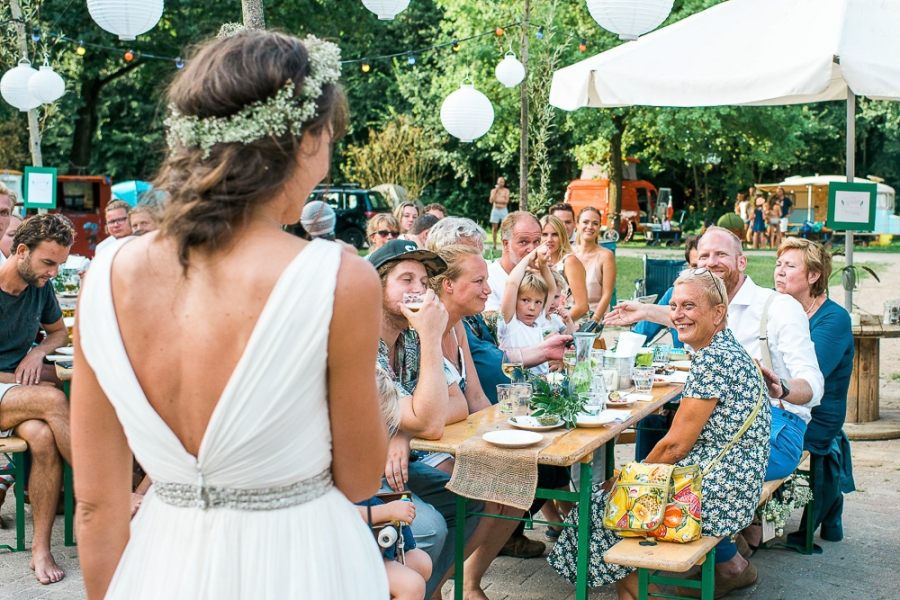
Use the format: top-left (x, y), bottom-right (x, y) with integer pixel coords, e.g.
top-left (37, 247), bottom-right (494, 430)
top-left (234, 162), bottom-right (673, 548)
top-left (495, 52), bottom-right (526, 88)
top-left (87, 0), bottom-right (164, 41)
top-left (440, 82), bottom-right (494, 143)
top-left (361, 0), bottom-right (409, 20)
top-left (0, 59), bottom-right (40, 112)
top-left (27, 56), bottom-right (66, 104)
top-left (585, 0), bottom-right (674, 41)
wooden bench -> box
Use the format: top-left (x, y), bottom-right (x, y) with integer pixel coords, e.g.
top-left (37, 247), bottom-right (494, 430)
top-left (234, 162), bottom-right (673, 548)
top-left (0, 436), bottom-right (28, 552)
top-left (604, 535), bottom-right (722, 600)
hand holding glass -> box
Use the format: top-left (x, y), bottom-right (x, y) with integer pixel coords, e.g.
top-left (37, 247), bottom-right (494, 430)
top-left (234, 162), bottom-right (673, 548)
top-left (502, 349), bottom-right (525, 383)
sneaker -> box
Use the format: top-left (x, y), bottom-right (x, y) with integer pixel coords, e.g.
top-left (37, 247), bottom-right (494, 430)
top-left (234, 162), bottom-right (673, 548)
top-left (498, 533), bottom-right (546, 558)
top-left (675, 561), bottom-right (758, 599)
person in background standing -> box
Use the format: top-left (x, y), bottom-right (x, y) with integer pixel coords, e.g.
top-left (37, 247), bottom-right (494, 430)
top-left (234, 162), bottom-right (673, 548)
top-left (766, 196), bottom-right (782, 248)
top-left (752, 193), bottom-right (766, 249)
top-left (737, 192), bottom-right (750, 242)
top-left (394, 202), bottom-right (420, 236)
top-left (777, 186), bottom-right (794, 239)
top-left (488, 177), bottom-right (510, 248)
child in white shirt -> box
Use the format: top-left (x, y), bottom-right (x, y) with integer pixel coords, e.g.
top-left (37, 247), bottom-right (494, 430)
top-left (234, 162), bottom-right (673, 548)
top-left (499, 246), bottom-right (556, 374)
top-left (537, 269), bottom-right (576, 336)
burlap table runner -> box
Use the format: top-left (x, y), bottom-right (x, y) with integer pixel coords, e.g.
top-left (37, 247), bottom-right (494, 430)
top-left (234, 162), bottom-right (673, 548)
top-left (446, 420), bottom-right (572, 511)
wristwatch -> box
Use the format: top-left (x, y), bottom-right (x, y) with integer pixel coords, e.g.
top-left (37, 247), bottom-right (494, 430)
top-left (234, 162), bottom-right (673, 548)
top-left (778, 378), bottom-right (791, 400)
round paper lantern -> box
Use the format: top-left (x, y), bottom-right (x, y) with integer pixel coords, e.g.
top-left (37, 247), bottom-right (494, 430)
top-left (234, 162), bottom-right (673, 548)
top-left (495, 52), bottom-right (526, 88)
top-left (0, 59), bottom-right (40, 112)
top-left (361, 0), bottom-right (410, 20)
top-left (585, 0), bottom-right (674, 41)
top-left (440, 82), bottom-right (494, 143)
top-left (28, 58), bottom-right (66, 104)
top-left (87, 0), bottom-right (164, 41)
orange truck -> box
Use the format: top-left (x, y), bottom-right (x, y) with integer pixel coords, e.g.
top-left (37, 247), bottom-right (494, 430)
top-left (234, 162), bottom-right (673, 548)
top-left (563, 178), bottom-right (661, 242)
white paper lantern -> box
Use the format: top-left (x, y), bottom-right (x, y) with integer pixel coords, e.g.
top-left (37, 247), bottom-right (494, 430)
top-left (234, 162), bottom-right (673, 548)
top-left (495, 51), bottom-right (526, 88)
top-left (362, 0), bottom-right (410, 20)
top-left (440, 82), bottom-right (494, 143)
top-left (87, 0), bottom-right (164, 41)
top-left (0, 59), bottom-right (40, 112)
top-left (28, 58), bottom-right (66, 104)
top-left (586, 0), bottom-right (674, 41)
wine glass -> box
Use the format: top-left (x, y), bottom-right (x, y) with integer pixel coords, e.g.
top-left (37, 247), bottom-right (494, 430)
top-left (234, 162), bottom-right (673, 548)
top-left (501, 348), bottom-right (525, 383)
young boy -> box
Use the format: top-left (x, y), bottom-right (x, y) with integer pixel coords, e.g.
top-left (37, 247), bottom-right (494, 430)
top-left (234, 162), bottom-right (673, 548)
top-left (537, 269), bottom-right (575, 336)
top-left (499, 246), bottom-right (556, 374)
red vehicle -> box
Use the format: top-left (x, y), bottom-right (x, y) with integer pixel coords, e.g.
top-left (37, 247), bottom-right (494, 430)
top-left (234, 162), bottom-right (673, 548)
top-left (564, 178), bottom-right (659, 242)
top-left (48, 175), bottom-right (113, 258)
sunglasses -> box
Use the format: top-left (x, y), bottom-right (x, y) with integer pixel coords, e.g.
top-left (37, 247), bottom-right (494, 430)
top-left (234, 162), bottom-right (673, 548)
top-left (377, 230), bottom-right (400, 238)
top-left (687, 267), bottom-right (726, 303)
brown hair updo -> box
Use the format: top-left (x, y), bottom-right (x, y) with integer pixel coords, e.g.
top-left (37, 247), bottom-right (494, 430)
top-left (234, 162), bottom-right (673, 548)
top-left (155, 30), bottom-right (348, 270)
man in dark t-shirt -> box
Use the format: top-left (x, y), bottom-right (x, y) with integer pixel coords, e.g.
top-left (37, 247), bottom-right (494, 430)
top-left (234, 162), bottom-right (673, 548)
top-left (0, 214), bottom-right (74, 585)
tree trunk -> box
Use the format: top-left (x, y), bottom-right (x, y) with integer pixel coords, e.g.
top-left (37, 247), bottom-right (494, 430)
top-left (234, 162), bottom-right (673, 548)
top-left (9, 0), bottom-right (42, 169)
top-left (608, 114), bottom-right (625, 235)
top-left (519, 0), bottom-right (530, 213)
top-left (242, 0), bottom-right (266, 30)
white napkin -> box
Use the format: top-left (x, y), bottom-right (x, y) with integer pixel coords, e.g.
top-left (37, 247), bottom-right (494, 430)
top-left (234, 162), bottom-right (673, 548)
top-left (616, 332), bottom-right (646, 357)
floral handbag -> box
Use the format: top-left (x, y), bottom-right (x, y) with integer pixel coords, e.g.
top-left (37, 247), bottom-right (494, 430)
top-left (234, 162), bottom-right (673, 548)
top-left (602, 364), bottom-right (767, 543)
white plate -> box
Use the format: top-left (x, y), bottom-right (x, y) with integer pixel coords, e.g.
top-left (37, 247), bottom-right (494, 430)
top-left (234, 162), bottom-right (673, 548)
top-left (46, 355), bottom-right (73, 362)
top-left (606, 398), bottom-right (637, 408)
top-left (508, 416), bottom-right (564, 431)
top-left (55, 347), bottom-right (74, 355)
top-left (671, 360), bottom-right (692, 370)
top-left (482, 430), bottom-right (543, 449)
top-left (58, 292), bottom-right (79, 298)
top-left (576, 410), bottom-right (630, 428)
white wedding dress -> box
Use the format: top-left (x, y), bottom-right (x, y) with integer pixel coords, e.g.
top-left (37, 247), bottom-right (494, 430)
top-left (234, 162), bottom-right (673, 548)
top-left (79, 238), bottom-right (388, 599)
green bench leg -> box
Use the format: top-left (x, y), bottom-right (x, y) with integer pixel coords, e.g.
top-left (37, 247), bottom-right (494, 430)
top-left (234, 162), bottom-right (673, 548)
top-left (454, 494), bottom-right (466, 600)
top-left (64, 462), bottom-right (75, 546)
top-left (15, 451), bottom-right (26, 552)
top-left (576, 461), bottom-right (591, 600)
top-left (637, 546), bottom-right (715, 600)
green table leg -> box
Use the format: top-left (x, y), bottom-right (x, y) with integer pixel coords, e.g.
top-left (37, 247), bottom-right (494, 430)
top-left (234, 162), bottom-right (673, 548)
top-left (576, 461), bottom-right (591, 600)
top-left (455, 494), bottom-right (466, 600)
top-left (15, 452), bottom-right (26, 552)
top-left (64, 462), bottom-right (75, 546)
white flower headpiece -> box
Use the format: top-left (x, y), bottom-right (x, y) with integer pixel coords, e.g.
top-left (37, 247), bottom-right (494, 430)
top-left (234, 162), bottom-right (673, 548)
top-left (164, 34), bottom-right (341, 158)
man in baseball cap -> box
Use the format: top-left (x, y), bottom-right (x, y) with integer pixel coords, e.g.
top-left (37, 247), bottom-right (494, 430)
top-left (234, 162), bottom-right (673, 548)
top-left (368, 239), bottom-right (448, 277)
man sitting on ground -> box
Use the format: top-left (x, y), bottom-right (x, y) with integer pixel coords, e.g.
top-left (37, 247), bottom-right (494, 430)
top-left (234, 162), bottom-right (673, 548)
top-left (0, 214), bottom-right (76, 584)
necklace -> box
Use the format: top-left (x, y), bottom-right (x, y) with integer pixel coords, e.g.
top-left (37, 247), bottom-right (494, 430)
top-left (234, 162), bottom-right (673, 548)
top-left (804, 295), bottom-right (818, 314)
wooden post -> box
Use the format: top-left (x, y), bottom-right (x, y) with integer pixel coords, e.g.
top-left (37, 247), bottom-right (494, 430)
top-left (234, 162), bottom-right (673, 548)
top-left (847, 336), bottom-right (880, 423)
top-left (242, 0), bottom-right (266, 30)
top-left (519, 0), bottom-right (530, 213)
top-left (9, 0), bottom-right (43, 169)
top-left (845, 89), bottom-right (855, 311)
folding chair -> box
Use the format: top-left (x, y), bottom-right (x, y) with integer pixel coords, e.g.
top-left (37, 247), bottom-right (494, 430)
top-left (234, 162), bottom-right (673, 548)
top-left (634, 255), bottom-right (687, 300)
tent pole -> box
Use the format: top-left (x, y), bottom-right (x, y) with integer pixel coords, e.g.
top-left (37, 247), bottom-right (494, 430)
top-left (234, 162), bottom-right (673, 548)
top-left (807, 184), bottom-right (812, 222)
top-left (845, 89), bottom-right (855, 311)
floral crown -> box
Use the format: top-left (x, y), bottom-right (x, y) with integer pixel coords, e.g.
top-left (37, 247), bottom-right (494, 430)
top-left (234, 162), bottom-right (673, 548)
top-left (164, 33), bottom-right (341, 158)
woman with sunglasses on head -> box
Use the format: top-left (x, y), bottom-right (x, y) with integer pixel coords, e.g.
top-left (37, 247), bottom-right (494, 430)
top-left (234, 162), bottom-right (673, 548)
top-left (549, 268), bottom-right (770, 599)
top-left (366, 213), bottom-right (401, 251)
top-left (573, 207), bottom-right (616, 323)
top-left (539, 214), bottom-right (589, 322)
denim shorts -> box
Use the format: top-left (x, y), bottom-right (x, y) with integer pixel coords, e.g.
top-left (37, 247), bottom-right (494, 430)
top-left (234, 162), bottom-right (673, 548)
top-left (765, 406), bottom-right (807, 481)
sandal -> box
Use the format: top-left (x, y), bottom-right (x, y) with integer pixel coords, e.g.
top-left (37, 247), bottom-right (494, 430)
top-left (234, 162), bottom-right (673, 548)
top-left (545, 526), bottom-right (563, 539)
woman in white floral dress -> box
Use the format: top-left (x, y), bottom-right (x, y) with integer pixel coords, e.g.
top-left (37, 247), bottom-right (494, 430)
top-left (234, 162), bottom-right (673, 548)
top-left (549, 269), bottom-right (771, 600)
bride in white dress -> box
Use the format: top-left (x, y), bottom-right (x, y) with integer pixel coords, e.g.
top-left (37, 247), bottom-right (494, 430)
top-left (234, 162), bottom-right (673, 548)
top-left (70, 30), bottom-right (389, 599)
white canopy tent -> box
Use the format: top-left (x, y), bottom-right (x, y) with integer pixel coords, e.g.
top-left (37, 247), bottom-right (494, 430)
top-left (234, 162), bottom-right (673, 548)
top-left (550, 0), bottom-right (900, 307)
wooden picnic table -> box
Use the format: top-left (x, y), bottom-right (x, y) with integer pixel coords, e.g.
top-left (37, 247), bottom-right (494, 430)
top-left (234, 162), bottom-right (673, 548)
top-left (849, 322), bottom-right (900, 423)
top-left (411, 382), bottom-right (683, 600)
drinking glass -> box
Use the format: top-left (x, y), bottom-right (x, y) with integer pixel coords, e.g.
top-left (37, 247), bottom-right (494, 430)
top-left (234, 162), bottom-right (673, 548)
top-left (652, 344), bottom-right (672, 364)
top-left (511, 383), bottom-right (532, 416)
top-left (635, 349), bottom-right (654, 367)
top-left (579, 391), bottom-right (605, 416)
top-left (502, 349), bottom-right (525, 383)
top-left (402, 293), bottom-right (424, 329)
top-left (632, 366), bottom-right (655, 394)
top-left (497, 384), bottom-right (515, 415)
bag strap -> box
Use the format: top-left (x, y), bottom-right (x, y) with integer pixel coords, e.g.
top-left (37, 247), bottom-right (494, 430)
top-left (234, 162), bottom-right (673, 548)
top-left (701, 359), bottom-right (767, 476)
top-left (758, 293), bottom-right (777, 372)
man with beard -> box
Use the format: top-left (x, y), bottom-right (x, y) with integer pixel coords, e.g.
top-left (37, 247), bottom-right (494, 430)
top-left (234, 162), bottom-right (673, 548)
top-left (484, 211), bottom-right (542, 312)
top-left (0, 214), bottom-right (75, 585)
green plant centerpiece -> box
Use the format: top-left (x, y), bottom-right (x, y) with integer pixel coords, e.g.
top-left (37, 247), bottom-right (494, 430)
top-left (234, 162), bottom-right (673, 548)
top-left (528, 333), bottom-right (597, 429)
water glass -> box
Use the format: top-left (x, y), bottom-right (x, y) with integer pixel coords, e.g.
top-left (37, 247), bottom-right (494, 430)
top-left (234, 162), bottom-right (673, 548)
top-left (599, 369), bottom-right (619, 392)
top-left (580, 391), bottom-right (605, 416)
top-left (635, 349), bottom-right (654, 367)
top-left (632, 367), bottom-right (655, 394)
top-left (652, 344), bottom-right (672, 364)
top-left (511, 383), bottom-right (532, 416)
top-left (497, 384), bottom-right (515, 415)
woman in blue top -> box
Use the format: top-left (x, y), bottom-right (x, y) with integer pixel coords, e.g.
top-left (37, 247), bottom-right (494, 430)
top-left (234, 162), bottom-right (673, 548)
top-left (773, 238), bottom-right (855, 545)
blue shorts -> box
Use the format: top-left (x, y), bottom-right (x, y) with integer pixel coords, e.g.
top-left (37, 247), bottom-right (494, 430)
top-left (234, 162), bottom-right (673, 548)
top-left (765, 407), bottom-right (807, 481)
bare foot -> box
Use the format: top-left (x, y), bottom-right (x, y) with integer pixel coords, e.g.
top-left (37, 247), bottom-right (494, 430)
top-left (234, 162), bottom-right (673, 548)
top-left (463, 588), bottom-right (490, 600)
top-left (30, 550), bottom-right (65, 584)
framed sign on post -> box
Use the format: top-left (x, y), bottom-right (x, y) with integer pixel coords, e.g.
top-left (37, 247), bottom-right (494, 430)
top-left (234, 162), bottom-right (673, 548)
top-left (23, 166), bottom-right (58, 210)
top-left (827, 181), bottom-right (876, 231)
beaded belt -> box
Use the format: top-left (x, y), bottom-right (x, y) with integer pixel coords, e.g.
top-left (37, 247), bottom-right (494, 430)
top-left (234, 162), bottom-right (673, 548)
top-left (154, 468), bottom-right (333, 511)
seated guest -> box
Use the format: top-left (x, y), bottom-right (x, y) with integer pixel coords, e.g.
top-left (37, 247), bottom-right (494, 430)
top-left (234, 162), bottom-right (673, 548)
top-left (573, 206), bottom-right (616, 321)
top-left (0, 214), bottom-right (76, 584)
top-left (426, 217), bottom-right (487, 254)
top-left (548, 202), bottom-right (576, 244)
top-left (367, 213), bottom-right (401, 251)
top-left (540, 215), bottom-right (589, 322)
top-left (0, 213), bottom-right (23, 259)
top-left (406, 213), bottom-right (440, 249)
top-left (499, 246), bottom-right (556, 375)
top-left (423, 202), bottom-right (447, 220)
top-left (773, 239), bottom-right (855, 547)
top-left (394, 201), bottom-right (420, 236)
top-left (0, 184), bottom-right (15, 263)
top-left (484, 211), bottom-right (542, 312)
top-left (128, 204), bottom-right (161, 236)
top-left (550, 269), bottom-right (771, 599)
top-left (537, 269), bottom-right (576, 337)
top-left (299, 201), bottom-right (357, 254)
top-left (94, 200), bottom-right (134, 255)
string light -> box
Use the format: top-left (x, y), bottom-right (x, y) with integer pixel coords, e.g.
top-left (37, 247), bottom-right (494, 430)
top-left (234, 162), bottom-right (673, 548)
top-left (175, 57), bottom-right (184, 69)
top-left (536, 26), bottom-right (544, 39)
top-left (76, 41), bottom-right (86, 56)
top-left (407, 52), bottom-right (415, 65)
top-left (124, 50), bottom-right (134, 62)
top-left (579, 37), bottom-right (587, 51)
top-left (361, 61), bottom-right (371, 73)
top-left (31, 28), bottom-right (40, 42)
top-left (495, 27), bottom-right (504, 36)
top-left (452, 39), bottom-right (460, 52)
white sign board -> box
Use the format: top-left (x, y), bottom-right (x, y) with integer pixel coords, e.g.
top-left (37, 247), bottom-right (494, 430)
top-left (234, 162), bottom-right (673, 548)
top-left (833, 190), bottom-right (871, 224)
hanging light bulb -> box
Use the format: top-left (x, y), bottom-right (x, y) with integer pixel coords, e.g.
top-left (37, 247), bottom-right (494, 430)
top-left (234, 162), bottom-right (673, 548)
top-left (175, 57), bottom-right (185, 69)
top-left (451, 40), bottom-right (460, 52)
top-left (536, 26), bottom-right (544, 39)
top-left (124, 50), bottom-right (135, 62)
top-left (495, 51), bottom-right (526, 88)
top-left (585, 0), bottom-right (674, 41)
top-left (87, 0), bottom-right (164, 41)
top-left (76, 41), bottom-right (86, 56)
top-left (0, 58), bottom-right (40, 112)
top-left (495, 27), bottom-right (504, 36)
top-left (361, 61), bottom-right (371, 73)
top-left (31, 29), bottom-right (40, 42)
top-left (407, 52), bottom-right (415, 66)
top-left (361, 0), bottom-right (410, 21)
top-left (28, 54), bottom-right (66, 104)
top-left (440, 79), bottom-right (494, 143)
top-left (579, 38), bottom-right (587, 51)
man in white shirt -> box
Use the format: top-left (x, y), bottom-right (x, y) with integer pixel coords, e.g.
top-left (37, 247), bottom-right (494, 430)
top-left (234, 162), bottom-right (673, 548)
top-left (484, 211), bottom-right (542, 312)
top-left (605, 226), bottom-right (824, 478)
top-left (94, 200), bottom-right (134, 255)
